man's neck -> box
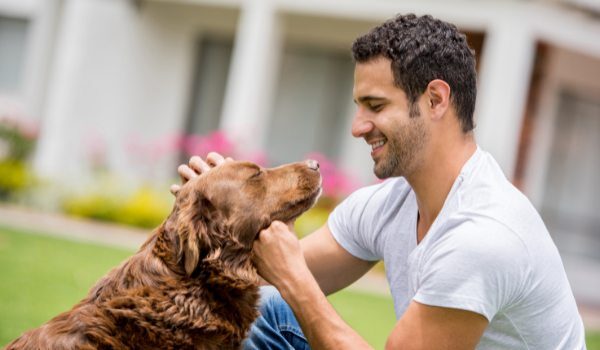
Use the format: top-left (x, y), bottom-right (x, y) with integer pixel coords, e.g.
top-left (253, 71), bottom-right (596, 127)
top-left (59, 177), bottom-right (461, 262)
top-left (407, 136), bottom-right (477, 243)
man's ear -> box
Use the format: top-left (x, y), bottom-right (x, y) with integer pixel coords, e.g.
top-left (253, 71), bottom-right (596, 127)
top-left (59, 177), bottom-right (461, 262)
top-left (425, 79), bottom-right (451, 120)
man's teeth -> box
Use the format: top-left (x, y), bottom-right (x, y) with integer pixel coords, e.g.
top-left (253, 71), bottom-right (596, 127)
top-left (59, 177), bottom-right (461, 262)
top-left (371, 140), bottom-right (386, 150)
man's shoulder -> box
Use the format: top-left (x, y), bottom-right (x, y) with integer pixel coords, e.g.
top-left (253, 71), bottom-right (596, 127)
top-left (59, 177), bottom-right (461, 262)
top-left (331, 177), bottom-right (415, 232)
top-left (457, 150), bottom-right (543, 235)
top-left (342, 177), bottom-right (411, 207)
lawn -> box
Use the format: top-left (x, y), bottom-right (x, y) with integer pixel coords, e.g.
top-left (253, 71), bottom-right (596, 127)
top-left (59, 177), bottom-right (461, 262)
top-left (0, 225), bottom-right (598, 349)
top-left (0, 226), bottom-right (396, 349)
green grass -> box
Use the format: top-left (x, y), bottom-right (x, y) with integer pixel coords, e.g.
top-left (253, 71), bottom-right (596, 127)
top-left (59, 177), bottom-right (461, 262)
top-left (328, 289), bottom-right (396, 349)
top-left (0, 226), bottom-right (396, 348)
top-left (0, 226), bottom-right (598, 349)
top-left (589, 333), bottom-right (600, 349)
top-left (0, 226), bottom-right (133, 346)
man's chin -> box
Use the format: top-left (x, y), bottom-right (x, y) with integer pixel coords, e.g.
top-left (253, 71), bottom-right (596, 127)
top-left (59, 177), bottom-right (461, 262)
top-left (373, 163), bottom-right (397, 179)
top-left (373, 162), bottom-right (388, 179)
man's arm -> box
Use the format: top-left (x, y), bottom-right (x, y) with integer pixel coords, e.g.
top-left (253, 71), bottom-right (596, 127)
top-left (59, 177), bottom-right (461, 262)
top-left (386, 301), bottom-right (488, 350)
top-left (254, 221), bottom-right (489, 350)
top-left (301, 223), bottom-right (375, 295)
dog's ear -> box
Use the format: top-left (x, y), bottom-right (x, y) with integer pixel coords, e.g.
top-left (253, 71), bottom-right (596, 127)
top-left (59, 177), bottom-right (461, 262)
top-left (175, 189), bottom-right (218, 276)
top-left (178, 216), bottom-right (207, 276)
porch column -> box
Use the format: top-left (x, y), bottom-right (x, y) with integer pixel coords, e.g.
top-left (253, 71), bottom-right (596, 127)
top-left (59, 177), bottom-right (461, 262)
top-left (33, 0), bottom-right (91, 178)
top-left (219, 0), bottom-right (282, 154)
top-left (474, 19), bottom-right (536, 179)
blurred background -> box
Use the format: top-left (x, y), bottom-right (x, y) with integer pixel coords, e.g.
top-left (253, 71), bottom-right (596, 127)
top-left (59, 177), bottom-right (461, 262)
top-left (0, 0), bottom-right (599, 347)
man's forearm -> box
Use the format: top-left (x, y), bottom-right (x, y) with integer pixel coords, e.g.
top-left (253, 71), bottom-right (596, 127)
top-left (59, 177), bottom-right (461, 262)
top-left (278, 269), bottom-right (374, 350)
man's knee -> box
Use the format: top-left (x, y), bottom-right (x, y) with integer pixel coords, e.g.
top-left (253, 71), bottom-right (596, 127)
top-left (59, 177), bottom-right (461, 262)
top-left (252, 286), bottom-right (308, 350)
top-left (258, 285), bottom-right (287, 318)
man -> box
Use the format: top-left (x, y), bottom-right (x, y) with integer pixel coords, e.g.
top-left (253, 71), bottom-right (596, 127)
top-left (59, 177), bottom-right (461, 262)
top-left (173, 14), bottom-right (585, 349)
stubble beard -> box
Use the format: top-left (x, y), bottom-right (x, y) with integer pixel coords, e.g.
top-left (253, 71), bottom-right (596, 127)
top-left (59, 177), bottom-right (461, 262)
top-left (373, 116), bottom-right (427, 179)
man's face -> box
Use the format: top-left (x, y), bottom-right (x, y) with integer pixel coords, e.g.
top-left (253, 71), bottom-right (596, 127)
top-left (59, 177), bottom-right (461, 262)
top-left (352, 57), bottom-right (428, 179)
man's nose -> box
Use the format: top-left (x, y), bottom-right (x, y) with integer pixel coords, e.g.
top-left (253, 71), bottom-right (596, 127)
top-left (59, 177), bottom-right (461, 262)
top-left (351, 112), bottom-right (373, 138)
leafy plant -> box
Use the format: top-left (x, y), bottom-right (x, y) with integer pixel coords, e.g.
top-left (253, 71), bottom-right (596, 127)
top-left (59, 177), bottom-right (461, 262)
top-left (62, 186), bottom-right (172, 229)
top-left (0, 161), bottom-right (32, 199)
top-left (0, 117), bottom-right (37, 162)
top-left (0, 117), bottom-right (37, 200)
top-left (118, 187), bottom-right (172, 228)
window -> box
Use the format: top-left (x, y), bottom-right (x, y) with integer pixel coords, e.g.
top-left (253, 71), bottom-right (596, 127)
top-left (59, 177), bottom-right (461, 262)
top-left (266, 46), bottom-right (353, 165)
top-left (186, 36), bottom-right (233, 136)
top-left (0, 16), bottom-right (29, 92)
top-left (541, 91), bottom-right (600, 302)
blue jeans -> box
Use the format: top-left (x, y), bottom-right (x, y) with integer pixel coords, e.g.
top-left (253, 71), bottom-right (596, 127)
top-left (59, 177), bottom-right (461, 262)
top-left (243, 286), bottom-right (310, 350)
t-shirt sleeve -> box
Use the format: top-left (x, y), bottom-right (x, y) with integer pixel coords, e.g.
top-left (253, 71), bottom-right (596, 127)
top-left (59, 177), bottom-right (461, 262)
top-left (413, 218), bottom-right (530, 321)
top-left (327, 185), bottom-right (383, 261)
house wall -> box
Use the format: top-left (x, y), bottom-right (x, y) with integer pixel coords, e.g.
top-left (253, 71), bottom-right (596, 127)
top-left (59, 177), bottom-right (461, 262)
top-left (32, 0), bottom-right (239, 183)
top-left (525, 48), bottom-right (600, 207)
top-left (0, 0), bottom-right (597, 187)
top-left (522, 47), bottom-right (600, 304)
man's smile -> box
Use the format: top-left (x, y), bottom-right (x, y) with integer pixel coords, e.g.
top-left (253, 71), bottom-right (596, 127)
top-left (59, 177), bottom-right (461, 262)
top-left (368, 138), bottom-right (387, 157)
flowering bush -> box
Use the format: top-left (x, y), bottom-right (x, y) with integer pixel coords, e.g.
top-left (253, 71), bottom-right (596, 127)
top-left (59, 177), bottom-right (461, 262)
top-left (304, 152), bottom-right (360, 200)
top-left (65, 130), bottom-right (362, 230)
top-left (0, 117), bottom-right (37, 200)
top-left (126, 130), bottom-right (269, 170)
top-left (182, 131), bottom-right (235, 159)
top-left (293, 153), bottom-right (360, 237)
top-left (0, 117), bottom-right (37, 161)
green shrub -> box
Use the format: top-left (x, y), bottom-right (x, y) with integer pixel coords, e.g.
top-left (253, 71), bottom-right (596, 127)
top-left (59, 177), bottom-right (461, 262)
top-left (62, 186), bottom-right (173, 229)
top-left (118, 187), bottom-right (172, 228)
top-left (62, 192), bottom-right (121, 223)
top-left (0, 160), bottom-right (31, 199)
top-left (0, 118), bottom-right (37, 200)
top-left (0, 119), bottom-right (36, 162)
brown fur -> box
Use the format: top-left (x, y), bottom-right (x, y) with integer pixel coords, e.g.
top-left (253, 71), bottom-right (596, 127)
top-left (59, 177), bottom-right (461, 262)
top-left (5, 160), bottom-right (321, 350)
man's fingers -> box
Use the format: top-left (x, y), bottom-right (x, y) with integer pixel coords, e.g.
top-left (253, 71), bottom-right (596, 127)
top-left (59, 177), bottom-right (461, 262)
top-left (170, 184), bottom-right (181, 195)
top-left (189, 156), bottom-right (211, 174)
top-left (257, 221), bottom-right (291, 242)
top-left (178, 164), bottom-right (198, 182)
top-left (172, 152), bottom-right (233, 197)
top-left (206, 152), bottom-right (226, 167)
top-left (271, 220), bottom-right (288, 230)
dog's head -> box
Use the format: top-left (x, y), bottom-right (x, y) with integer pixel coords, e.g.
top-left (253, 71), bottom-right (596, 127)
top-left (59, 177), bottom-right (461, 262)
top-left (157, 160), bottom-right (321, 277)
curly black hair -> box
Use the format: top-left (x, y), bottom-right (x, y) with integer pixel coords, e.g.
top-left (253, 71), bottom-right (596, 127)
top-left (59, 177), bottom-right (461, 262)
top-left (352, 14), bottom-right (477, 132)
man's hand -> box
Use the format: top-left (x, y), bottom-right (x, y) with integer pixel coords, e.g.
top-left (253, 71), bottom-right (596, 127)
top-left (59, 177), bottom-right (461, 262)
top-left (252, 221), bottom-right (312, 292)
top-left (254, 222), bottom-right (375, 350)
top-left (170, 152), bottom-right (232, 195)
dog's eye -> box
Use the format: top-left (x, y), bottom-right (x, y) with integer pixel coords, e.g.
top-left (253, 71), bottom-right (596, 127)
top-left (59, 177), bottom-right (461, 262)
top-left (250, 170), bottom-right (262, 179)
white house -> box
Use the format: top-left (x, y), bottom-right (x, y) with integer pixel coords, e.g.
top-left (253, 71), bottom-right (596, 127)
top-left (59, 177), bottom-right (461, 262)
top-left (1, 0), bottom-right (599, 306)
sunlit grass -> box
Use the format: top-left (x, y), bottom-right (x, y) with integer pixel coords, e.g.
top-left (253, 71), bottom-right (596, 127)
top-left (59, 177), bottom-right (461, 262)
top-left (0, 226), bottom-right (597, 349)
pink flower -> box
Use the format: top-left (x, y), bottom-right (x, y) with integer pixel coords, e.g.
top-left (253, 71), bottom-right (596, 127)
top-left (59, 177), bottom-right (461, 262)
top-left (243, 150), bottom-right (269, 167)
top-left (183, 131), bottom-right (235, 158)
top-left (305, 152), bottom-right (360, 198)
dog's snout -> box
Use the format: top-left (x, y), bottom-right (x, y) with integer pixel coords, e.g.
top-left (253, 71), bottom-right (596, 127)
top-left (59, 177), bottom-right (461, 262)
top-left (306, 159), bottom-right (319, 171)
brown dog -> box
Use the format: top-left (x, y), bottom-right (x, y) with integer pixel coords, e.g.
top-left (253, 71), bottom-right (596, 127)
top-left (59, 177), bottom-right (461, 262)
top-left (5, 160), bottom-right (321, 350)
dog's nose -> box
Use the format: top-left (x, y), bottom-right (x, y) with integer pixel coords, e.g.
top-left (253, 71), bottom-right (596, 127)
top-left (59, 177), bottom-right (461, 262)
top-left (306, 159), bottom-right (320, 171)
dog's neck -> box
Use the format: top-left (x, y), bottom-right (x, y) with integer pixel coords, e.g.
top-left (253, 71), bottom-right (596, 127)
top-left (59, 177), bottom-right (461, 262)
top-left (151, 221), bottom-right (260, 291)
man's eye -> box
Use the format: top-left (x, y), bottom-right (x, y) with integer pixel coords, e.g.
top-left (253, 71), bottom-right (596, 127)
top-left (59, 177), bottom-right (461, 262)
top-left (369, 104), bottom-right (383, 112)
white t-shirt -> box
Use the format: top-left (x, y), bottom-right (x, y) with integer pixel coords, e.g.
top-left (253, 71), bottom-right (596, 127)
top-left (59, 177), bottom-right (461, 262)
top-left (328, 147), bottom-right (586, 349)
